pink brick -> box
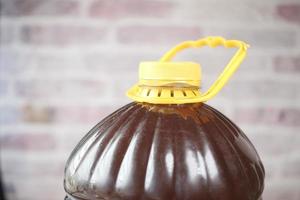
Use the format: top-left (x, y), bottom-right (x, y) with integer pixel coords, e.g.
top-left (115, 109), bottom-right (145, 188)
top-left (1, 0), bottom-right (79, 16)
top-left (12, 181), bottom-right (65, 200)
top-left (276, 4), bottom-right (300, 24)
top-left (208, 28), bottom-right (297, 48)
top-left (89, 0), bottom-right (173, 19)
top-left (247, 133), bottom-right (300, 157)
top-left (84, 52), bottom-right (160, 72)
top-left (20, 25), bottom-right (107, 46)
top-left (263, 184), bottom-right (300, 200)
top-left (0, 24), bottom-right (16, 45)
top-left (0, 50), bottom-right (18, 75)
top-left (281, 159), bottom-right (300, 179)
top-left (117, 25), bottom-right (202, 44)
top-left (233, 107), bottom-right (300, 126)
top-left (53, 105), bottom-right (117, 124)
top-left (0, 50), bottom-right (33, 75)
top-left (0, 80), bottom-right (8, 97)
top-left (61, 129), bottom-right (90, 151)
top-left (0, 106), bottom-right (20, 124)
top-left (222, 80), bottom-right (300, 100)
top-left (22, 104), bottom-right (54, 123)
top-left (2, 159), bottom-right (64, 178)
top-left (15, 79), bottom-right (107, 99)
top-left (0, 133), bottom-right (56, 151)
top-left (19, 104), bottom-right (117, 124)
top-left (273, 55), bottom-right (300, 73)
top-left (4, 180), bottom-right (64, 200)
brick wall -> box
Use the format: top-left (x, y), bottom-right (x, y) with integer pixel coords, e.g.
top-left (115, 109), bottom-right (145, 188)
top-left (0, 0), bottom-right (300, 199)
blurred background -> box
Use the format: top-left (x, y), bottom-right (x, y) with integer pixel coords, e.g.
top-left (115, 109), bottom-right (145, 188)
top-left (0, 0), bottom-right (300, 199)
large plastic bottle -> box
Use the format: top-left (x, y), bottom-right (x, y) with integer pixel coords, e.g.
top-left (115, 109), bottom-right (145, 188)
top-left (64, 37), bottom-right (265, 200)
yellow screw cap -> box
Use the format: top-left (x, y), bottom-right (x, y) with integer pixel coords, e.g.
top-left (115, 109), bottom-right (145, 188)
top-left (138, 61), bottom-right (201, 87)
top-left (127, 36), bottom-right (249, 104)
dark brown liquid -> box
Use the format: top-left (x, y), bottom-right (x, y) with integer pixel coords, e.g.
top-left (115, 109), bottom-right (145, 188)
top-left (64, 102), bottom-right (264, 200)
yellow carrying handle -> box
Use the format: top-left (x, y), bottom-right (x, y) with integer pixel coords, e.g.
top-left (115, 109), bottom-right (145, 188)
top-left (160, 36), bottom-right (249, 102)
